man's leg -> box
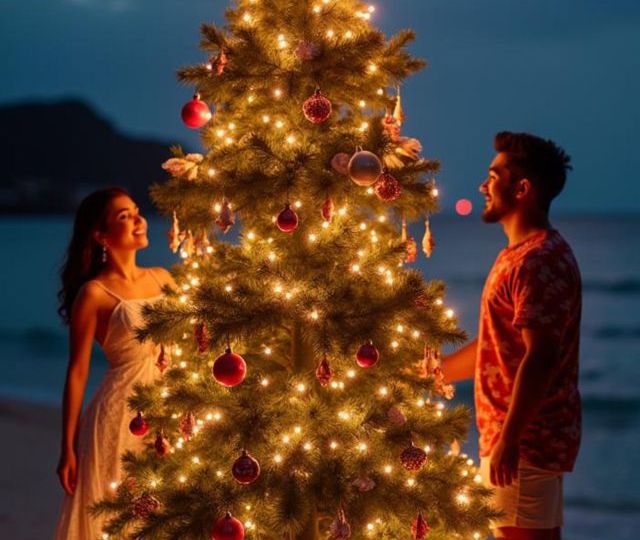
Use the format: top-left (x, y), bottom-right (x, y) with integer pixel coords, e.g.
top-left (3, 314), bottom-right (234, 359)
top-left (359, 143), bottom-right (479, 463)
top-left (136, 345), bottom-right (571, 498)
top-left (495, 527), bottom-right (561, 539)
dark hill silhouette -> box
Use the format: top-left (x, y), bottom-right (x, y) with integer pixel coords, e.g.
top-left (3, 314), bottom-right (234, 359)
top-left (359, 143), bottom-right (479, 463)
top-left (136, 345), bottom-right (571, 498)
top-left (0, 99), bottom-right (177, 213)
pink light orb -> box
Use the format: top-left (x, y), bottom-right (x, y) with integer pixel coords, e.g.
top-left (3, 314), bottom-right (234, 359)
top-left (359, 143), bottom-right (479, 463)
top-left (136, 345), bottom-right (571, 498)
top-left (455, 199), bottom-right (473, 216)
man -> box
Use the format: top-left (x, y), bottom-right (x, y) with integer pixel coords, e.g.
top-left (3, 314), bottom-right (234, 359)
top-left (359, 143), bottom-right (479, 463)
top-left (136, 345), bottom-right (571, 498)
top-left (443, 132), bottom-right (582, 540)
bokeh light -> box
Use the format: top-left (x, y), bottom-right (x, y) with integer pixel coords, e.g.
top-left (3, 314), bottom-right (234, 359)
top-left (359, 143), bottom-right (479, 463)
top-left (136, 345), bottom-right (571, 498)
top-left (455, 199), bottom-right (473, 216)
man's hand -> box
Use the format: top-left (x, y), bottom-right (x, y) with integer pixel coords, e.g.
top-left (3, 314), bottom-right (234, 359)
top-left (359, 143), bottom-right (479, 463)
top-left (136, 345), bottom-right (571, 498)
top-left (490, 436), bottom-right (520, 487)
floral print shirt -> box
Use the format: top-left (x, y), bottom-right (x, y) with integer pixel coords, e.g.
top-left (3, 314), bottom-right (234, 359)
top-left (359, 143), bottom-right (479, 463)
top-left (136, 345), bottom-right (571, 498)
top-left (476, 229), bottom-right (582, 472)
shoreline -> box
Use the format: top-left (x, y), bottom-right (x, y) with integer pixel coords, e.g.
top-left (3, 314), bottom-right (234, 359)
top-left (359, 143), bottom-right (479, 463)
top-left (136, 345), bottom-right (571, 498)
top-left (1, 398), bottom-right (63, 539)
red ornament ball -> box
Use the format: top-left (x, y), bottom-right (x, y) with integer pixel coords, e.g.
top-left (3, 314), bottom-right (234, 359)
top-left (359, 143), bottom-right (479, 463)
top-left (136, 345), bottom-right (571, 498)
top-left (129, 411), bottom-right (149, 437)
top-left (276, 203), bottom-right (299, 233)
top-left (348, 150), bottom-right (382, 186)
top-left (374, 170), bottom-right (402, 201)
top-left (212, 348), bottom-right (247, 387)
top-left (303, 89), bottom-right (332, 124)
top-left (401, 442), bottom-right (428, 471)
top-left (356, 341), bottom-right (380, 368)
top-left (211, 512), bottom-right (245, 540)
top-left (181, 94), bottom-right (212, 129)
top-left (132, 492), bottom-right (161, 519)
top-left (231, 450), bottom-right (261, 485)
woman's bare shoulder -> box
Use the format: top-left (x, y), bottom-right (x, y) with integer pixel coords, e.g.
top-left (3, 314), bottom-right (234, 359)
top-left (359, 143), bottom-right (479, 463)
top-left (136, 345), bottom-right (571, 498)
top-left (71, 280), bottom-right (111, 316)
top-left (149, 266), bottom-right (176, 288)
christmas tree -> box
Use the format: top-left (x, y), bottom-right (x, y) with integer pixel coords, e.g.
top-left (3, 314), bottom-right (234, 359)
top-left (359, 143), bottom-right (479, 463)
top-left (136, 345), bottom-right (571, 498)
top-left (95, 1), bottom-right (498, 538)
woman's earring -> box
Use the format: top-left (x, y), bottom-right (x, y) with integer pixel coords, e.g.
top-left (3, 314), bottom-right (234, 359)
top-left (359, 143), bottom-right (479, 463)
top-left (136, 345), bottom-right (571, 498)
top-left (102, 244), bottom-right (107, 263)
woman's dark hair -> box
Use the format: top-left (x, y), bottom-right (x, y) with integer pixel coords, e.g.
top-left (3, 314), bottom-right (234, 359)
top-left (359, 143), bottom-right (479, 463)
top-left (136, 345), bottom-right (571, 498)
top-left (57, 187), bottom-right (131, 324)
top-left (494, 131), bottom-right (572, 210)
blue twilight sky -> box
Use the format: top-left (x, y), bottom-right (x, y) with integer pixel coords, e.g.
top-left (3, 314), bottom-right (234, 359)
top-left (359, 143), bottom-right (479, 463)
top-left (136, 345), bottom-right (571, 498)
top-left (2, 0), bottom-right (639, 214)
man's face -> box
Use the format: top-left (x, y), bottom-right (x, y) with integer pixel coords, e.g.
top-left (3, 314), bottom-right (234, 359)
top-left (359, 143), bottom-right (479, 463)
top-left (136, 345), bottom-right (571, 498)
top-left (479, 153), bottom-right (519, 223)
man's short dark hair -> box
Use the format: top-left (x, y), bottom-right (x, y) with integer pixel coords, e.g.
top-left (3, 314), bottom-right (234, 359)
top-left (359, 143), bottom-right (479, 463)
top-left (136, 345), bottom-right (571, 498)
top-left (494, 131), bottom-right (572, 209)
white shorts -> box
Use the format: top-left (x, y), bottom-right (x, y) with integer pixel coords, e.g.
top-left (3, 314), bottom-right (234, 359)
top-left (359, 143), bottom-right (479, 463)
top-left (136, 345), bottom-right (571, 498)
top-left (479, 457), bottom-right (563, 534)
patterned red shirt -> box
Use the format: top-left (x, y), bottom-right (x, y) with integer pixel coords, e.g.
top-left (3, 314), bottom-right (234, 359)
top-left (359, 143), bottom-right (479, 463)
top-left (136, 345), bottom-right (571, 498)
top-left (475, 229), bottom-right (582, 472)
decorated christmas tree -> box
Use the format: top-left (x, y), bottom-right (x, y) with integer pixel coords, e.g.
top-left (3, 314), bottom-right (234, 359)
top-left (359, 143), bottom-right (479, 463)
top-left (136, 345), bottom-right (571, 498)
top-left (95, 1), bottom-right (497, 538)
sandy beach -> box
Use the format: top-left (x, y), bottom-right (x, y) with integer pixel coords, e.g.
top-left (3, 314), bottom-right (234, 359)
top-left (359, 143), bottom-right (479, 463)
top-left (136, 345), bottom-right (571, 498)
top-left (1, 399), bottom-right (63, 539)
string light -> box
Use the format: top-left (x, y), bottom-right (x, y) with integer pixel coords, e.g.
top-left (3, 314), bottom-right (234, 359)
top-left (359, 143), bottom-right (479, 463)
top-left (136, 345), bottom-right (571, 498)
top-left (329, 440), bottom-right (338, 449)
top-left (383, 465), bottom-right (393, 474)
top-left (347, 369), bottom-right (356, 378)
top-left (326, 29), bottom-right (335, 38)
top-left (296, 382), bottom-right (306, 393)
top-left (274, 88), bottom-right (283, 98)
top-left (262, 114), bottom-right (270, 123)
top-left (445, 308), bottom-right (455, 318)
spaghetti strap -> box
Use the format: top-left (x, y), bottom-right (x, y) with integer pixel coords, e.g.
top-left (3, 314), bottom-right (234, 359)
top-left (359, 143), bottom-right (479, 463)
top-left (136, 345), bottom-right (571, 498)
top-left (90, 280), bottom-right (124, 302)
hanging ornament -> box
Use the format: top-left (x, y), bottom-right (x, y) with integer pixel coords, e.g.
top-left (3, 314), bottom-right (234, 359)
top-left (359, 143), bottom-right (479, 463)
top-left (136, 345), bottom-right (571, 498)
top-left (276, 203), bottom-right (299, 233)
top-left (208, 49), bottom-right (228, 76)
top-left (450, 440), bottom-right (461, 457)
top-left (387, 406), bottom-right (407, 426)
top-left (181, 94), bottom-right (212, 129)
top-left (212, 347), bottom-right (247, 387)
top-left (195, 228), bottom-right (212, 257)
top-left (321, 194), bottom-right (335, 222)
top-left (129, 411), bottom-right (149, 437)
top-left (161, 153), bottom-right (204, 180)
top-left (422, 217), bottom-right (435, 258)
top-left (374, 169), bottom-right (402, 202)
top-left (168, 211), bottom-right (181, 253)
top-left (395, 137), bottom-right (422, 161)
top-left (181, 230), bottom-right (195, 259)
top-left (315, 355), bottom-right (334, 387)
top-left (351, 476), bottom-right (376, 492)
top-left (348, 149), bottom-right (382, 187)
top-left (194, 322), bottom-right (210, 354)
top-left (331, 153), bottom-right (351, 175)
top-left (402, 217), bottom-right (417, 264)
top-left (215, 199), bottom-right (235, 233)
top-left (156, 344), bottom-right (170, 373)
top-left (154, 431), bottom-right (171, 458)
top-left (356, 340), bottom-right (379, 368)
top-left (329, 504), bottom-right (351, 540)
top-left (393, 86), bottom-right (405, 126)
top-left (400, 442), bottom-right (427, 471)
top-left (382, 113), bottom-right (401, 143)
top-left (211, 512), bottom-right (245, 540)
top-left (231, 450), bottom-right (261, 485)
top-left (180, 411), bottom-right (196, 441)
top-left (424, 346), bottom-right (454, 399)
top-left (412, 511), bottom-right (430, 540)
top-left (295, 40), bottom-right (322, 61)
top-left (132, 492), bottom-right (161, 519)
top-left (303, 88), bottom-right (332, 124)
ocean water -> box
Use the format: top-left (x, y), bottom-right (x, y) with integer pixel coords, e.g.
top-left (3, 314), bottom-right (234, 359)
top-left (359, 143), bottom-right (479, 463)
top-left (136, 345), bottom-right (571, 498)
top-left (0, 215), bottom-right (638, 539)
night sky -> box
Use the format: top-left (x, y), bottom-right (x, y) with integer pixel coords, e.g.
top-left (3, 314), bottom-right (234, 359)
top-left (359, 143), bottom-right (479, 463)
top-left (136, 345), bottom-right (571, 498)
top-left (2, 0), bottom-right (639, 214)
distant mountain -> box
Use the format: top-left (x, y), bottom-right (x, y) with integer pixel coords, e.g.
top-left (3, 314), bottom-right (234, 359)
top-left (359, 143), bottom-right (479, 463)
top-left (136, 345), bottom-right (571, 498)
top-left (0, 100), bottom-right (177, 214)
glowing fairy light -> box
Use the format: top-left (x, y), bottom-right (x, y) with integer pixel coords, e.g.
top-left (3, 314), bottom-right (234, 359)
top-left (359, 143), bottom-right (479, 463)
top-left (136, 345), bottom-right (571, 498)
top-left (303, 442), bottom-right (312, 451)
top-left (282, 435), bottom-right (291, 444)
top-left (247, 94), bottom-right (255, 103)
top-left (358, 442), bottom-right (368, 452)
top-left (432, 187), bottom-right (439, 197)
top-left (274, 119), bottom-right (285, 129)
top-left (359, 100), bottom-right (366, 108)
top-left (417, 398), bottom-right (425, 407)
top-left (435, 298), bottom-right (444, 306)
top-left (383, 464), bottom-right (393, 474)
top-left (351, 263), bottom-right (361, 273)
top-left (264, 346), bottom-right (272, 355)
top-left (274, 453), bottom-right (283, 464)
top-left (377, 88), bottom-right (384, 95)
top-left (247, 231), bottom-right (256, 240)
top-left (294, 200), bottom-right (302, 208)
top-left (262, 114), bottom-right (270, 123)
top-left (406, 478), bottom-right (416, 487)
top-left (445, 308), bottom-right (455, 318)
top-left (338, 410), bottom-right (351, 421)
top-left (216, 129), bottom-right (226, 138)
top-left (345, 30), bottom-right (354, 39)
top-left (208, 168), bottom-right (216, 177)
top-left (308, 233), bottom-right (317, 242)
top-left (216, 470), bottom-right (224, 478)
top-left (396, 324), bottom-right (405, 333)
top-left (192, 456), bottom-right (201, 464)
top-left (273, 88), bottom-right (283, 98)
top-left (213, 202), bottom-right (222, 213)
top-left (378, 386), bottom-right (388, 396)
top-left (474, 474), bottom-right (483, 483)
top-left (310, 309), bottom-right (319, 320)
top-left (205, 413), bottom-right (213, 421)
top-left (366, 187), bottom-right (374, 195)
top-left (338, 206), bottom-right (347, 216)
top-left (368, 63), bottom-right (378, 73)
top-left (391, 340), bottom-right (399, 349)
top-left (456, 492), bottom-right (470, 506)
top-left (367, 523), bottom-right (374, 531)
top-left (228, 122), bottom-right (236, 130)
top-left (313, 5), bottom-right (321, 13)
top-left (294, 425), bottom-right (302, 434)
top-left (225, 284), bottom-right (233, 292)
top-left (330, 440), bottom-right (338, 449)
top-left (412, 330), bottom-right (421, 338)
top-left (109, 481), bottom-right (118, 490)
top-left (296, 382), bottom-right (306, 393)
top-left (347, 369), bottom-right (356, 378)
top-left (179, 361), bottom-right (187, 368)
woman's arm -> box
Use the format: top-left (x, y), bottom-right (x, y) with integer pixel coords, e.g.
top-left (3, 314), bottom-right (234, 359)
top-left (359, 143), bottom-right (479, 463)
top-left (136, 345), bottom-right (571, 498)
top-left (442, 338), bottom-right (478, 383)
top-left (57, 283), bottom-right (100, 495)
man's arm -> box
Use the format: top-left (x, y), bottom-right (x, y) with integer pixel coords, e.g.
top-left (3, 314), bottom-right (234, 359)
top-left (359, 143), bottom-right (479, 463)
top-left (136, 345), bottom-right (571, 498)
top-left (490, 328), bottom-right (560, 487)
top-left (442, 338), bottom-right (477, 383)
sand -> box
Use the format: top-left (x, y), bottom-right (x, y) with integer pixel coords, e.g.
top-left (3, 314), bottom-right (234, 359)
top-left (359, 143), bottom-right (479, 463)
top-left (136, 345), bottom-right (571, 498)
top-left (1, 399), bottom-right (64, 539)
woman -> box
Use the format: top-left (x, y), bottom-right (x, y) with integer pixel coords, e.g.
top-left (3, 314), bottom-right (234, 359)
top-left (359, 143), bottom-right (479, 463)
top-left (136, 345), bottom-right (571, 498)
top-left (54, 187), bottom-right (175, 539)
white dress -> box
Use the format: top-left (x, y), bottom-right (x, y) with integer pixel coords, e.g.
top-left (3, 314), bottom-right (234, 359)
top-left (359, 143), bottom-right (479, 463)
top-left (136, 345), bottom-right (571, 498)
top-left (54, 277), bottom-right (163, 540)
